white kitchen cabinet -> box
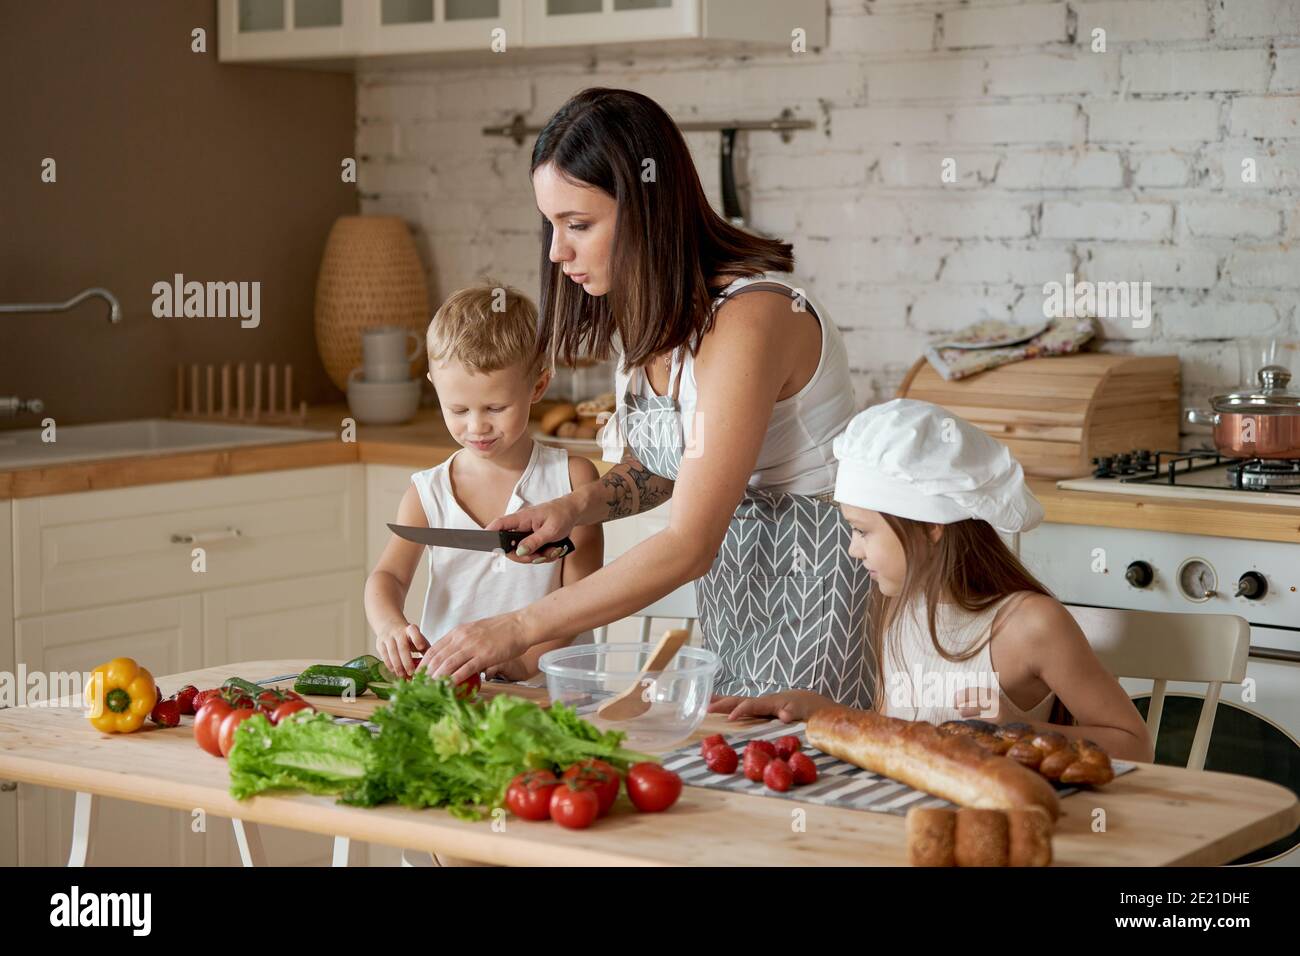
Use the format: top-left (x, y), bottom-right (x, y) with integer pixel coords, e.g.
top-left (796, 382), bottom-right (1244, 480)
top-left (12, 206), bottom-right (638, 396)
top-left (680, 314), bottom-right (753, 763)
top-left (218, 0), bottom-right (364, 61)
top-left (523, 0), bottom-right (825, 49)
top-left (13, 465), bottom-right (366, 617)
top-left (360, 0), bottom-right (525, 54)
top-left (14, 594), bottom-right (206, 867)
top-left (365, 464), bottom-right (426, 635)
top-left (218, 0), bottom-right (824, 64)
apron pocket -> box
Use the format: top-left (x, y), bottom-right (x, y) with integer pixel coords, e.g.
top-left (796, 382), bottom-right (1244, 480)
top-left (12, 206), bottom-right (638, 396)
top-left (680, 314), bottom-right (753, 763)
top-left (703, 570), bottom-right (827, 692)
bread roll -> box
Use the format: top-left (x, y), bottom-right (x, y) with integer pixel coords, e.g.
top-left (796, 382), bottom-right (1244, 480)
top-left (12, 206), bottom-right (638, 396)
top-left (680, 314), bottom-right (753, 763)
top-left (905, 807), bottom-right (956, 867)
top-left (954, 809), bottom-right (1010, 867)
top-left (1007, 807), bottom-right (1053, 867)
top-left (806, 706), bottom-right (1060, 820)
top-left (541, 403), bottom-right (577, 435)
top-left (556, 421), bottom-right (579, 438)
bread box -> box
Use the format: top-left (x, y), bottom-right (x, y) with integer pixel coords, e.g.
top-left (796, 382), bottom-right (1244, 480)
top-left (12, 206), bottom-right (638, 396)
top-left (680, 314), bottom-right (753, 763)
top-left (897, 353), bottom-right (1181, 478)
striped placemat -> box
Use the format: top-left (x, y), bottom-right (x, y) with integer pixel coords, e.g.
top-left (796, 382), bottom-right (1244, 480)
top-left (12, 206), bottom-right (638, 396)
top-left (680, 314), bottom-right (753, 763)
top-left (661, 719), bottom-right (1136, 816)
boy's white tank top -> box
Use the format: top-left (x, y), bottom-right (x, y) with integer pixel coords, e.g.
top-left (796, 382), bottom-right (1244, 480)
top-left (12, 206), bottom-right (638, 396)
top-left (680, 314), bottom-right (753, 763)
top-left (880, 593), bottom-right (1056, 726)
top-left (410, 440), bottom-right (592, 649)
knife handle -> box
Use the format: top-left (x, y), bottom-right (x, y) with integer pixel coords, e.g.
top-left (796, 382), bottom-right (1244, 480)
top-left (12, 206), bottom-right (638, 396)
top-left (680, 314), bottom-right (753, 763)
top-left (498, 530), bottom-right (575, 559)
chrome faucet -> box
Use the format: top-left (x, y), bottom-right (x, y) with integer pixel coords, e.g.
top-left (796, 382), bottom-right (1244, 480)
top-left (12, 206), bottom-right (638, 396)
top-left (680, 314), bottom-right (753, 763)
top-left (0, 286), bottom-right (122, 323)
top-left (2, 286), bottom-right (122, 416)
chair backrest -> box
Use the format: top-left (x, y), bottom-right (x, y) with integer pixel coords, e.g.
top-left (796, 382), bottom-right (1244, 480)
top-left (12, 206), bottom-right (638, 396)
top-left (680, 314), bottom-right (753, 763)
top-left (1065, 604), bottom-right (1250, 771)
top-left (593, 582), bottom-right (698, 645)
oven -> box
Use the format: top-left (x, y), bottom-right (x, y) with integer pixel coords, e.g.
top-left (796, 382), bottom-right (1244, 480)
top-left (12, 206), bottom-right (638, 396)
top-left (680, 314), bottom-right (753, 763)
top-left (1018, 522), bottom-right (1300, 866)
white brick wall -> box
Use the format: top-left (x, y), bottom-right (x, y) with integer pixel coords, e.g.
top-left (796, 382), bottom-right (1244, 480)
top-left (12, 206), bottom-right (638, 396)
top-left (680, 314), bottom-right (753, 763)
top-left (357, 0), bottom-right (1300, 426)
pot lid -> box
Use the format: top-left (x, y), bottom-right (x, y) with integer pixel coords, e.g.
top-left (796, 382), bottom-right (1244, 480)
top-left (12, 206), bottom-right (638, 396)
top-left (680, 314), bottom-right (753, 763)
top-left (1212, 365), bottom-right (1300, 413)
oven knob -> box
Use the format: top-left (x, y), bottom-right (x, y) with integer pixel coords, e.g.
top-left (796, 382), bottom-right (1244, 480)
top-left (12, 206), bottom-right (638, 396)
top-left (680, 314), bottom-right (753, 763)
top-left (1124, 561), bottom-right (1154, 589)
top-left (1235, 571), bottom-right (1268, 600)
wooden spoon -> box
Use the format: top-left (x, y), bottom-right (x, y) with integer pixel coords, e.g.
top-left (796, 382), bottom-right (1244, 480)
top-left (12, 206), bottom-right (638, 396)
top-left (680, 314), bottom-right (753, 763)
top-left (595, 628), bottom-right (692, 722)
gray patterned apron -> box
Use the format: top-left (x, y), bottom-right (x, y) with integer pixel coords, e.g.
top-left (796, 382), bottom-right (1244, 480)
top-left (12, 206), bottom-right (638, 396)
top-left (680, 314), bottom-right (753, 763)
top-left (620, 346), bottom-right (875, 710)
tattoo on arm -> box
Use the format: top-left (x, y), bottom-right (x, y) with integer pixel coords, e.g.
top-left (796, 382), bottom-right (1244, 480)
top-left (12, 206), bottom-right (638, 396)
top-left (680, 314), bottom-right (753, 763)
top-left (599, 453), bottom-right (673, 519)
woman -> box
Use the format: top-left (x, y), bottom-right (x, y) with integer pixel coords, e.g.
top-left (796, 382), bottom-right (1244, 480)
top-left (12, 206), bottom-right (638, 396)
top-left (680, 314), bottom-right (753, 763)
top-left (417, 88), bottom-right (874, 708)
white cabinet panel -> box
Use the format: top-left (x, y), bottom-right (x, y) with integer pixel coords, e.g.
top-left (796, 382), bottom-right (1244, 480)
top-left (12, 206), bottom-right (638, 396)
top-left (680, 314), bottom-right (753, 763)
top-left (524, 0), bottom-right (698, 46)
top-left (360, 0), bottom-right (525, 53)
top-left (218, 0), bottom-right (364, 61)
top-left (14, 465), bottom-right (366, 616)
top-left (365, 464), bottom-right (426, 638)
top-left (203, 568), bottom-right (368, 666)
top-left (14, 594), bottom-right (204, 866)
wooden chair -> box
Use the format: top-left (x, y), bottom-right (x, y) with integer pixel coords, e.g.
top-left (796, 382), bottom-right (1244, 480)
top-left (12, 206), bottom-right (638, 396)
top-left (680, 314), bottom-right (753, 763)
top-left (1065, 604), bottom-right (1250, 771)
top-left (593, 581), bottom-right (698, 645)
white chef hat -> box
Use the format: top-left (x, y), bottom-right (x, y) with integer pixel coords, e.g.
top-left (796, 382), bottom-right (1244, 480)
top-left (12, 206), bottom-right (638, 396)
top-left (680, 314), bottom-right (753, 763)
top-left (832, 399), bottom-right (1044, 534)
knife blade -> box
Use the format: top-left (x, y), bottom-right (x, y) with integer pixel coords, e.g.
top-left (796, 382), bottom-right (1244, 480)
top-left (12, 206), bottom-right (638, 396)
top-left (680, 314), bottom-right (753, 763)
top-left (386, 523), bottom-right (575, 559)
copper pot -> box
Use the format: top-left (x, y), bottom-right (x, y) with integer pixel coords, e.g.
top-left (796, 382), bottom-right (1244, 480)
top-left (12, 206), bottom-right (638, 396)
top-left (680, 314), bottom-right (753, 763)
top-left (1186, 366), bottom-right (1300, 459)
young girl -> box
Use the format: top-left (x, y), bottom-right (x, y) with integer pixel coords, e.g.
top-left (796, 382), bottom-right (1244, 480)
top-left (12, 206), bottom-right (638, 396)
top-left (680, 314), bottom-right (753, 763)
top-left (709, 398), bottom-right (1154, 763)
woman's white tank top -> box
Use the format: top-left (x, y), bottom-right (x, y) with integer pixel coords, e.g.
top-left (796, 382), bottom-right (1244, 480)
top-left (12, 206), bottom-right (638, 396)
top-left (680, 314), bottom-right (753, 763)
top-left (410, 440), bottom-right (591, 647)
top-left (601, 272), bottom-right (858, 496)
top-left (880, 593), bottom-right (1056, 726)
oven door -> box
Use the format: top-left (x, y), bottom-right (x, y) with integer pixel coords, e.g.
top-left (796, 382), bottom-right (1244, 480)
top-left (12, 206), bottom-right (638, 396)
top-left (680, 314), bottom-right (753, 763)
top-left (1121, 654), bottom-right (1300, 866)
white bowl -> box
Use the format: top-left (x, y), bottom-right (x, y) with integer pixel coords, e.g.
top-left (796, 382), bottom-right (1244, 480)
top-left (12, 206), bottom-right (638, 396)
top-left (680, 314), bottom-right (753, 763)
top-left (346, 374), bottom-right (421, 425)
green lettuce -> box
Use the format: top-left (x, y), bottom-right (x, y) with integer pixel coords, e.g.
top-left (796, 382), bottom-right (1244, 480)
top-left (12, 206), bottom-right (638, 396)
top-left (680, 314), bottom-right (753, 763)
top-left (228, 674), bottom-right (655, 820)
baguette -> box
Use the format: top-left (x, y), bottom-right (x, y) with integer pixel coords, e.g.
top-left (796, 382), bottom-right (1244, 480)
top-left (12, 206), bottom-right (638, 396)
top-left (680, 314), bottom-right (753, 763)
top-left (807, 706), bottom-right (1060, 821)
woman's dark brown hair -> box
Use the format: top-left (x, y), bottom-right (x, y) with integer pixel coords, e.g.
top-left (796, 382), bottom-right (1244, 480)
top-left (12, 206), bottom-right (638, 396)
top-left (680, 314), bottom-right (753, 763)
top-left (530, 87), bottom-right (794, 373)
top-left (867, 515), bottom-right (1073, 725)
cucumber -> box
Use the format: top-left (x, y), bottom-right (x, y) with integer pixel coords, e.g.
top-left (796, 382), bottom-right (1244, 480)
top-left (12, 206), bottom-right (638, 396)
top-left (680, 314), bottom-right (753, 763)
top-left (342, 654), bottom-right (382, 673)
top-left (368, 681), bottom-right (397, 700)
top-left (294, 664), bottom-right (367, 697)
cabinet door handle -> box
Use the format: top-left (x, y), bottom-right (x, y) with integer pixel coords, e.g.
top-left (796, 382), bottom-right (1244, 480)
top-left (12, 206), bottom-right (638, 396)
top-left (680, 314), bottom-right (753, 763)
top-left (170, 527), bottom-right (243, 545)
top-left (0, 780), bottom-right (16, 793)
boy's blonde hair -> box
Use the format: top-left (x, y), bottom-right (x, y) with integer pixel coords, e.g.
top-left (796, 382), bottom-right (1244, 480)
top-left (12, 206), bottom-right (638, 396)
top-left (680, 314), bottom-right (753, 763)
top-left (427, 280), bottom-right (544, 377)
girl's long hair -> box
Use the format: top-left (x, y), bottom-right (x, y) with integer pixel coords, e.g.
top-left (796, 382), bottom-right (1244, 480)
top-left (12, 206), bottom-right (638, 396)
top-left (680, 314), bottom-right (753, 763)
top-left (868, 516), bottom-right (1072, 724)
top-left (530, 88), bottom-right (794, 373)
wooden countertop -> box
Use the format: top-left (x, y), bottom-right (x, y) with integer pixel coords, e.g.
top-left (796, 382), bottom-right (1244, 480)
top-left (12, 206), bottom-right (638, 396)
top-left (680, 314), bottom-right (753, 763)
top-left (0, 402), bottom-right (611, 500)
top-left (1030, 479), bottom-right (1300, 544)
top-left (1, 660), bottom-right (1296, 867)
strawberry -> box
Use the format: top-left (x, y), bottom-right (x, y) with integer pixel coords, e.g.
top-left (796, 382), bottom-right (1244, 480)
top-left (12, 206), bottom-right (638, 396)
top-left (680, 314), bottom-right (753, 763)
top-left (704, 744), bottom-right (738, 774)
top-left (763, 758), bottom-right (793, 792)
top-left (150, 698), bottom-right (181, 728)
top-left (742, 747), bottom-right (771, 782)
top-left (699, 734), bottom-right (727, 757)
top-left (788, 751), bottom-right (818, 785)
top-left (773, 735), bottom-right (800, 761)
top-left (175, 685), bottom-right (199, 716)
top-left (745, 739), bottom-right (777, 760)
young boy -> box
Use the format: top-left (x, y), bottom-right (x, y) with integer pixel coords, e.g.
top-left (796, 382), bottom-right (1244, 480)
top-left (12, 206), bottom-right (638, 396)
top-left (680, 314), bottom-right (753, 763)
top-left (365, 281), bottom-right (603, 683)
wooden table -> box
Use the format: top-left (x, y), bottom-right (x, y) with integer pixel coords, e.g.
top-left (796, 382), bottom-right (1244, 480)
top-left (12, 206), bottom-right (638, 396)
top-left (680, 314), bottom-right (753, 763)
top-left (2, 660), bottom-right (1296, 867)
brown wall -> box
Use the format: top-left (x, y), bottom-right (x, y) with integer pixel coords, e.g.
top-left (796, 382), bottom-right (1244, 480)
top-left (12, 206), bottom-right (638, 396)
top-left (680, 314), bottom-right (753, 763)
top-left (0, 0), bottom-right (357, 428)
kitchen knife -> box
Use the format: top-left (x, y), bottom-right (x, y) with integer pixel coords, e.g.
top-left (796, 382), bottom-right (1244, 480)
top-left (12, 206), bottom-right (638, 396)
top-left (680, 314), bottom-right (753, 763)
top-left (387, 523), bottom-right (575, 559)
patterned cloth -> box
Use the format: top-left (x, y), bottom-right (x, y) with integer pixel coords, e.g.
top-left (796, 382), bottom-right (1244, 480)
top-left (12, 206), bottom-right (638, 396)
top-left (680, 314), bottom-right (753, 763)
top-left (924, 317), bottom-right (1096, 381)
top-left (620, 353), bottom-right (876, 709)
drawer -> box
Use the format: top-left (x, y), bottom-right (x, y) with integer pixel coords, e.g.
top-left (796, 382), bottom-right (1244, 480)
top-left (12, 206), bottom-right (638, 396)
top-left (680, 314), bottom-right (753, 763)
top-left (14, 465), bottom-right (365, 617)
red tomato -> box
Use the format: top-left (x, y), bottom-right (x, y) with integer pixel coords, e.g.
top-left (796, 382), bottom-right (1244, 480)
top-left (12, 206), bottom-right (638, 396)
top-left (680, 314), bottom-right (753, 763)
top-left (505, 770), bottom-right (562, 822)
top-left (218, 708), bottom-right (257, 757)
top-left (562, 759), bottom-right (620, 816)
top-left (194, 699), bottom-right (232, 757)
top-left (549, 784), bottom-right (600, 829)
top-left (704, 744), bottom-right (738, 774)
top-left (455, 673), bottom-right (482, 699)
top-left (270, 699), bottom-right (312, 725)
top-left (773, 735), bottom-right (800, 761)
top-left (626, 763), bottom-right (682, 813)
top-left (763, 758), bottom-right (793, 792)
top-left (742, 747), bottom-right (771, 782)
top-left (788, 751), bottom-right (818, 785)
top-left (699, 734), bottom-right (726, 757)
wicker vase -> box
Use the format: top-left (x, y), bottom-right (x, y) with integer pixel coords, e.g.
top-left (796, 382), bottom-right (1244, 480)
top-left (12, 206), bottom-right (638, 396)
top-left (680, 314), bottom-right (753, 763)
top-left (315, 215), bottom-right (430, 391)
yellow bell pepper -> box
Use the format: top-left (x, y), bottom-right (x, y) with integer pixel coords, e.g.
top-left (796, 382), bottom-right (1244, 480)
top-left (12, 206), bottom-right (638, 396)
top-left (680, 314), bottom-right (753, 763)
top-left (85, 657), bottom-right (158, 734)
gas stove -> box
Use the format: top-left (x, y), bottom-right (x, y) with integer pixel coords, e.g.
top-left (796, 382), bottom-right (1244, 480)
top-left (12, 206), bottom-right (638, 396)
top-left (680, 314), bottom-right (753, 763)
top-left (1056, 449), bottom-right (1300, 506)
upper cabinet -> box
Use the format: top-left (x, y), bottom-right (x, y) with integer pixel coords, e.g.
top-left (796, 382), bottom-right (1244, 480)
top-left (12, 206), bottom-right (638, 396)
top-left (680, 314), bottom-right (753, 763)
top-left (218, 0), bottom-right (363, 61)
top-left (217, 0), bottom-right (825, 64)
top-left (360, 0), bottom-right (525, 55)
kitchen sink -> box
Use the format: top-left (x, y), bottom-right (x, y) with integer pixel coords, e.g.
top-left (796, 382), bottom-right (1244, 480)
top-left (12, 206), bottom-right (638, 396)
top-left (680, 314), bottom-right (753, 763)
top-left (0, 418), bottom-right (336, 469)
